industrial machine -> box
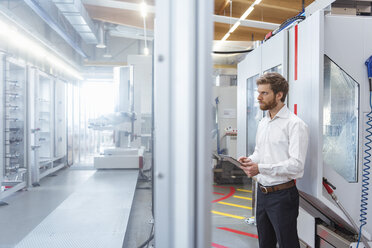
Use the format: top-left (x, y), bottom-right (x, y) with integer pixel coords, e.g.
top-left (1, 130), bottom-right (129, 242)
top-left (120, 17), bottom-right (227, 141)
top-left (237, 8), bottom-right (372, 248)
top-left (92, 66), bottom-right (144, 169)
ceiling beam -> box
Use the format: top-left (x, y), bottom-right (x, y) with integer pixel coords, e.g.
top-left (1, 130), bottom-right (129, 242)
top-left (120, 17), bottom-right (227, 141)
top-left (217, 0), bottom-right (230, 15)
top-left (214, 14), bottom-right (279, 30)
top-left (258, 3), bottom-right (300, 13)
top-left (228, 0), bottom-right (301, 13)
top-left (82, 0), bottom-right (155, 13)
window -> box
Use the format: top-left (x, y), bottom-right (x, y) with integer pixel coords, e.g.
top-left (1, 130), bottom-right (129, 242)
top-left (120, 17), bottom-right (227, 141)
top-left (323, 55), bottom-right (359, 182)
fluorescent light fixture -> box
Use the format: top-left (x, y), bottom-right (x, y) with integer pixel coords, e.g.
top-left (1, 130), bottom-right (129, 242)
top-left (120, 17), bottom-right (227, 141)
top-left (141, 2), bottom-right (147, 18)
top-left (253, 0), bottom-right (262, 5)
top-left (240, 6), bottom-right (254, 20)
top-left (221, 32), bottom-right (230, 41)
top-left (96, 43), bottom-right (106, 49)
top-left (0, 19), bottom-right (82, 80)
top-left (144, 47), bottom-right (149, 55)
top-left (229, 21), bottom-right (240, 33)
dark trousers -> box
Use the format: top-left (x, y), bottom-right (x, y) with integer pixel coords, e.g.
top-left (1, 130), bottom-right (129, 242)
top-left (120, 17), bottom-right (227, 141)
top-left (256, 185), bottom-right (300, 248)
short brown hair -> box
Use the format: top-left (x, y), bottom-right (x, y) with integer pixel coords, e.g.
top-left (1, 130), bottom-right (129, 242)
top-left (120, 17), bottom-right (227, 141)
top-left (256, 72), bottom-right (288, 102)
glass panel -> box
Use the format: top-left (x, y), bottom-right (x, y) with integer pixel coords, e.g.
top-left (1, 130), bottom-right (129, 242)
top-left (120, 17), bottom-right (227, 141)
top-left (246, 74), bottom-right (262, 155)
top-left (3, 61), bottom-right (27, 186)
top-left (323, 55), bottom-right (359, 182)
top-left (211, 73), bottom-right (260, 248)
top-left (263, 64), bottom-right (282, 74)
top-left (79, 81), bottom-right (116, 164)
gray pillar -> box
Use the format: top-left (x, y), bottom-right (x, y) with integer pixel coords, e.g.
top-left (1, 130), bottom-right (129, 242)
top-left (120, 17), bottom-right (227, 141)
top-left (154, 0), bottom-right (213, 247)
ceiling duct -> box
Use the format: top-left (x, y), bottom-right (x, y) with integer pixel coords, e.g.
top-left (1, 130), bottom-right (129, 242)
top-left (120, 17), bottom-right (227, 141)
top-left (52, 0), bottom-right (98, 44)
top-left (96, 22), bottom-right (106, 48)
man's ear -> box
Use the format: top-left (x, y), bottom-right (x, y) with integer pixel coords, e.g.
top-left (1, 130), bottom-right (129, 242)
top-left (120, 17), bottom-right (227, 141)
top-left (276, 91), bottom-right (283, 102)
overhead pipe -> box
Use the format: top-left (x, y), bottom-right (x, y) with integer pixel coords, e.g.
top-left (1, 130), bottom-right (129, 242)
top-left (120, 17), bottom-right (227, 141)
top-left (23, 0), bottom-right (88, 58)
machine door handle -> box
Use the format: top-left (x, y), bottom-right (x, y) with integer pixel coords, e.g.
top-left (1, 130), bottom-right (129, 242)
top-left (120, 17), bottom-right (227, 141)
top-left (31, 145), bottom-right (41, 150)
top-left (31, 128), bottom-right (41, 133)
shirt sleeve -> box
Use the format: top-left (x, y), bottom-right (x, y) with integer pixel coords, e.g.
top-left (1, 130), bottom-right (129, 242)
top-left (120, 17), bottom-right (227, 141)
top-left (248, 146), bottom-right (260, 164)
top-left (258, 121), bottom-right (309, 177)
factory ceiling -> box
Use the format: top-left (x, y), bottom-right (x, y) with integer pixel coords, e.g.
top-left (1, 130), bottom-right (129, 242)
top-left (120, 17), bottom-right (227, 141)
top-left (82, 0), bottom-right (315, 42)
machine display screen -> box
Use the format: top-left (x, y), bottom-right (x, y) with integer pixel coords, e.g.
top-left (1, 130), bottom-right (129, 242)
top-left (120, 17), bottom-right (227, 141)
top-left (323, 55), bottom-right (359, 182)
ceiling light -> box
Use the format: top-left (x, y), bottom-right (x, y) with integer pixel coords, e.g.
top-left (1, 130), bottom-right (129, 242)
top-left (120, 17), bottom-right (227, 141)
top-left (240, 6), bottom-right (254, 20)
top-left (221, 32), bottom-right (230, 41)
top-left (103, 53), bottom-right (112, 58)
top-left (96, 43), bottom-right (106, 49)
top-left (0, 19), bottom-right (81, 80)
top-left (141, 2), bottom-right (147, 18)
top-left (229, 21), bottom-right (240, 33)
top-left (144, 47), bottom-right (149, 55)
top-left (253, 0), bottom-right (262, 5)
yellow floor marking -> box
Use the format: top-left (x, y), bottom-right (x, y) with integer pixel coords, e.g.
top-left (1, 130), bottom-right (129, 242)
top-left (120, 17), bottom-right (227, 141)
top-left (218, 201), bottom-right (252, 209)
top-left (211, 210), bottom-right (245, 220)
top-left (233, 195), bottom-right (252, 200)
top-left (237, 188), bottom-right (252, 193)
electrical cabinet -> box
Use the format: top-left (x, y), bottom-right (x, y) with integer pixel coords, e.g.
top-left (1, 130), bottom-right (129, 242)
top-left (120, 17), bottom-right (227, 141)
top-left (0, 57), bottom-right (28, 200)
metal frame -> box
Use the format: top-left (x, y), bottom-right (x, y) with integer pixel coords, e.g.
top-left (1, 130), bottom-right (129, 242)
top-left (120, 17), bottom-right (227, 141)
top-left (30, 69), bottom-right (67, 184)
top-left (154, 0), bottom-right (213, 247)
top-left (0, 53), bottom-right (5, 195)
top-left (0, 56), bottom-right (28, 200)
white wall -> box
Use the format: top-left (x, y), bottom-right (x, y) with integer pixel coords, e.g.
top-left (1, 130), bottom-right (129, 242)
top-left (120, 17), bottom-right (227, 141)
top-left (212, 86), bottom-right (237, 155)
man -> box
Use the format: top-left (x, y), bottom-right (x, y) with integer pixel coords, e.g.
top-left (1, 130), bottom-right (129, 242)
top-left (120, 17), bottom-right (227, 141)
top-left (238, 72), bottom-right (309, 248)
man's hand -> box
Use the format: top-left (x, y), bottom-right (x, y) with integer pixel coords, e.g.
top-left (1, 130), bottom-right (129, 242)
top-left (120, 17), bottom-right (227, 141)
top-left (240, 161), bottom-right (259, 177)
top-left (238, 156), bottom-right (251, 167)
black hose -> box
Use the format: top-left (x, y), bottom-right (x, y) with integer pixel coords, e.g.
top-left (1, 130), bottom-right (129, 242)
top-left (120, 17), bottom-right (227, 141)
top-left (213, 49), bottom-right (253, 54)
top-left (137, 225), bottom-right (154, 248)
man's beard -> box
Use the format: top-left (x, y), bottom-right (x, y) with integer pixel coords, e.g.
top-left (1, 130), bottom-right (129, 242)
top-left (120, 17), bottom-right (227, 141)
top-left (259, 97), bottom-right (277, 111)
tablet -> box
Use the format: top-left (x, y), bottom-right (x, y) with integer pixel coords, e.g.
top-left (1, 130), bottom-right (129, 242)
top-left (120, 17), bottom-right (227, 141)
top-left (220, 155), bottom-right (242, 168)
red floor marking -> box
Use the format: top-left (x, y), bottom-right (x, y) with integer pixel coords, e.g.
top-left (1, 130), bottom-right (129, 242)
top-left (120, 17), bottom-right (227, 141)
top-left (217, 227), bottom-right (259, 239)
top-left (212, 187), bottom-right (235, 203)
top-left (213, 192), bottom-right (224, 195)
top-left (213, 185), bottom-right (229, 189)
top-left (211, 242), bottom-right (229, 248)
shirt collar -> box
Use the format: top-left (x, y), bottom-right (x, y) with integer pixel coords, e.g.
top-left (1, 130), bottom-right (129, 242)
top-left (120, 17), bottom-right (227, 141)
top-left (265, 105), bottom-right (290, 120)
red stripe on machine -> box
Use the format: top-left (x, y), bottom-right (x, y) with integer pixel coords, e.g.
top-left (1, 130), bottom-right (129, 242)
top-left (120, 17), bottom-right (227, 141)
top-left (213, 192), bottom-right (225, 195)
top-left (217, 227), bottom-right (259, 239)
top-left (295, 24), bottom-right (298, 81)
top-left (211, 242), bottom-right (229, 248)
top-left (294, 104), bottom-right (297, 115)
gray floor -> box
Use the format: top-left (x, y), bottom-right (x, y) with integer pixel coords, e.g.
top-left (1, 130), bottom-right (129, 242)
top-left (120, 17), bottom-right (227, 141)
top-left (0, 168), bottom-right (96, 248)
top-left (0, 167), bottom-right (142, 248)
top-left (212, 183), bottom-right (259, 248)
top-left (0, 162), bottom-right (257, 248)
top-left (15, 170), bottom-right (138, 248)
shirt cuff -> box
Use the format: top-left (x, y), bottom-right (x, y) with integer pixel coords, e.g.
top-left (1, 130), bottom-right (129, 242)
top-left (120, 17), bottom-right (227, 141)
top-left (248, 155), bottom-right (258, 164)
top-left (258, 163), bottom-right (272, 175)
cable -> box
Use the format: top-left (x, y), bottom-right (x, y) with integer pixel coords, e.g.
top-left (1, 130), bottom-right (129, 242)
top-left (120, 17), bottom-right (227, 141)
top-left (213, 49), bottom-right (253, 54)
top-left (358, 90), bottom-right (372, 248)
top-left (137, 224), bottom-right (154, 248)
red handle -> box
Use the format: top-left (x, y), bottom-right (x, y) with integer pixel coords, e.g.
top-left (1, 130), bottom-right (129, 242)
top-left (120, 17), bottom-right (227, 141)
top-left (322, 181), bottom-right (334, 194)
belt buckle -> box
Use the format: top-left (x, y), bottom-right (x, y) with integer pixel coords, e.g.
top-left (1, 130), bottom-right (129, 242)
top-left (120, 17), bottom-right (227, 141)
top-left (260, 185), bottom-right (268, 194)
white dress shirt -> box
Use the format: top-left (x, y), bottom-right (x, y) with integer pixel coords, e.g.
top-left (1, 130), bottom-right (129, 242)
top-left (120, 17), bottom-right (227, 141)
top-left (248, 105), bottom-right (309, 186)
